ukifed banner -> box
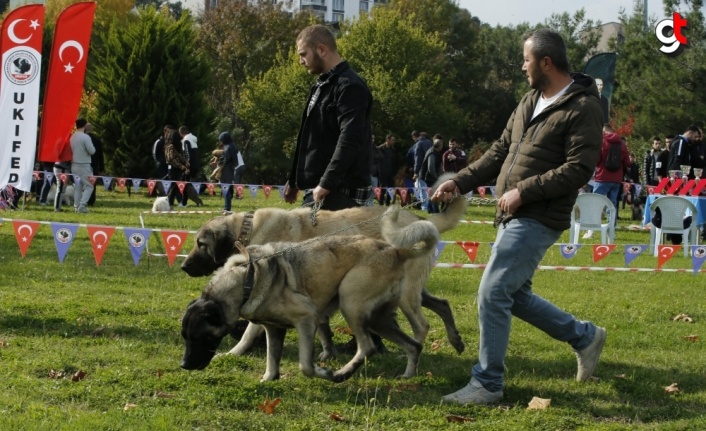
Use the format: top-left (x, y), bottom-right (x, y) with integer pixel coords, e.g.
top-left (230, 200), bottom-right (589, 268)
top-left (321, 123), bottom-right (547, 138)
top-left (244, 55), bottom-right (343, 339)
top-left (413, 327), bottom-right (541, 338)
top-left (37, 1), bottom-right (97, 163)
top-left (0, 4), bottom-right (44, 191)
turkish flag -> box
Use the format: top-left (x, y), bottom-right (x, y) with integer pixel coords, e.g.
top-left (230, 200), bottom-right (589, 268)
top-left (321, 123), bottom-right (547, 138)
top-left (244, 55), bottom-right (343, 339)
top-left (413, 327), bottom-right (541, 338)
top-left (263, 185), bottom-right (272, 199)
top-left (592, 244), bottom-right (616, 263)
top-left (87, 225), bottom-right (115, 266)
top-left (161, 230), bottom-right (188, 266)
top-left (36, 2), bottom-right (96, 162)
top-left (657, 245), bottom-right (681, 269)
top-left (12, 220), bottom-right (40, 257)
top-left (457, 241), bottom-right (480, 263)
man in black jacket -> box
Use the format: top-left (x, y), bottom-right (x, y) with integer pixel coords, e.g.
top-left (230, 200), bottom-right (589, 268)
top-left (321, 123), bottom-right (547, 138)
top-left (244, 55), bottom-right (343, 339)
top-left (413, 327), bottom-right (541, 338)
top-left (284, 24), bottom-right (373, 210)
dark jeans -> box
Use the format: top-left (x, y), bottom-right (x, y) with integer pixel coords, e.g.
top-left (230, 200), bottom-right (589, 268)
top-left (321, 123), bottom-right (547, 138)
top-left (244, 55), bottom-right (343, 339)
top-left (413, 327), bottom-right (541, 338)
top-left (302, 189), bottom-right (359, 211)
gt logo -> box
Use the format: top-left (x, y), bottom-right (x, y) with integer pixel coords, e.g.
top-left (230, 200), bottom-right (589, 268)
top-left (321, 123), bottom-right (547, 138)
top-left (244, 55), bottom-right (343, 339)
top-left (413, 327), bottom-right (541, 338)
top-left (655, 12), bottom-right (688, 56)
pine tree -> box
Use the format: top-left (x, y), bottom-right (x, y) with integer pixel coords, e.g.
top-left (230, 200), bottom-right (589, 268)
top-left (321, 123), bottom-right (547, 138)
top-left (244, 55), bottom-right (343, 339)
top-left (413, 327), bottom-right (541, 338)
top-left (88, 7), bottom-right (212, 178)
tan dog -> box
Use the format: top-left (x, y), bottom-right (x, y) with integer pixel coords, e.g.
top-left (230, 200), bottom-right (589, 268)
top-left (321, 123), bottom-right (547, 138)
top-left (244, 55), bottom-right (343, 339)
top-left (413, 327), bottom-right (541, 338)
top-left (182, 192), bottom-right (467, 359)
top-left (181, 215), bottom-right (440, 382)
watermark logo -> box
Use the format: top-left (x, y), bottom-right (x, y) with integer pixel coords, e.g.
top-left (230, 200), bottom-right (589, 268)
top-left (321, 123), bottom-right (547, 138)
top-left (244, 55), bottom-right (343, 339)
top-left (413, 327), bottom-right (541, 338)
top-left (656, 12), bottom-right (688, 56)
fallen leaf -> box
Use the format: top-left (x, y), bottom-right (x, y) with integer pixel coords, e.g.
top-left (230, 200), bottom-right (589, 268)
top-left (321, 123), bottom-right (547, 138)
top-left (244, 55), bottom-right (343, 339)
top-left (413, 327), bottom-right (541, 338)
top-left (329, 412), bottom-right (345, 421)
top-left (431, 340), bottom-right (442, 351)
top-left (673, 313), bottom-right (694, 323)
top-left (48, 369), bottom-right (65, 379)
top-left (124, 403), bottom-right (138, 411)
top-left (71, 370), bottom-right (87, 382)
top-left (154, 391), bottom-right (174, 398)
top-left (682, 334), bottom-right (699, 342)
top-left (664, 383), bottom-right (680, 395)
top-left (156, 369), bottom-right (163, 378)
top-left (527, 396), bottom-right (551, 410)
top-left (446, 414), bottom-right (473, 423)
top-left (0, 340), bottom-right (8, 347)
top-left (334, 326), bottom-right (353, 335)
top-left (257, 397), bottom-right (282, 415)
top-left (614, 374), bottom-right (627, 379)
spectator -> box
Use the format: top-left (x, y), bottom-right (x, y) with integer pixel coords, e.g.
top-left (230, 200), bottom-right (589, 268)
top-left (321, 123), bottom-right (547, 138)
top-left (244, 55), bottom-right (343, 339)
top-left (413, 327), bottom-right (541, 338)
top-left (432, 28), bottom-right (606, 406)
top-left (85, 123), bottom-right (104, 207)
top-left (164, 129), bottom-right (189, 209)
top-left (667, 125), bottom-right (701, 177)
top-left (283, 24), bottom-right (373, 211)
top-left (411, 130), bottom-right (433, 211)
top-left (622, 153), bottom-right (641, 209)
top-left (38, 162), bottom-right (55, 206)
top-left (178, 125), bottom-right (202, 207)
top-left (153, 125), bottom-right (174, 180)
top-left (377, 134), bottom-right (397, 206)
top-left (643, 136), bottom-right (663, 186)
top-left (420, 138), bottom-right (443, 213)
top-left (70, 118), bottom-right (95, 214)
top-left (657, 135), bottom-right (673, 181)
top-left (217, 131), bottom-right (238, 213)
top-left (442, 137), bottom-right (467, 173)
top-left (369, 134), bottom-right (382, 205)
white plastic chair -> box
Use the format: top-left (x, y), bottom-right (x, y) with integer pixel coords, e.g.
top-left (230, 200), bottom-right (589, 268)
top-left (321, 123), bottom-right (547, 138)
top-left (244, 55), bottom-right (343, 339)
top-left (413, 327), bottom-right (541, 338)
top-left (569, 193), bottom-right (616, 244)
top-left (648, 196), bottom-right (699, 256)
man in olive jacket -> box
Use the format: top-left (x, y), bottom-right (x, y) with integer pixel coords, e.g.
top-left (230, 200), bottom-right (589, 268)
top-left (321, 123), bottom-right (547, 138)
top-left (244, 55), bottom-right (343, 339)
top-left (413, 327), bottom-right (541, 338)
top-left (433, 29), bottom-right (606, 406)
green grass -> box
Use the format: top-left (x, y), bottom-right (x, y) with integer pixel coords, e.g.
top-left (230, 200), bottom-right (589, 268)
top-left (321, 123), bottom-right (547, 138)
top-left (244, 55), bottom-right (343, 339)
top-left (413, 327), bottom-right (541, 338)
top-left (0, 189), bottom-right (704, 430)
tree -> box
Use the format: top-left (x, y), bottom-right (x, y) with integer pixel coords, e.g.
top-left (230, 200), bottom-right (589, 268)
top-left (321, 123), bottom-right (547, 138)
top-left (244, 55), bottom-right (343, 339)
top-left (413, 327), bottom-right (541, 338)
top-left (88, 7), bottom-right (213, 177)
top-left (197, 0), bottom-right (315, 132)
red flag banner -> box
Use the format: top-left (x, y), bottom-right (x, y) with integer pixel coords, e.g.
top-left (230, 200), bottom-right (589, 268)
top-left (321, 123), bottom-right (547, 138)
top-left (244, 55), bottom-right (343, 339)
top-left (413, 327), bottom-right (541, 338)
top-left (263, 185), bottom-right (272, 199)
top-left (12, 220), bottom-right (40, 257)
top-left (657, 245), bottom-right (681, 269)
top-left (36, 2), bottom-right (97, 163)
top-left (0, 4), bottom-right (45, 191)
top-left (592, 244), bottom-right (616, 263)
top-left (161, 230), bottom-right (189, 266)
top-left (457, 241), bottom-right (480, 263)
top-left (86, 225), bottom-right (115, 266)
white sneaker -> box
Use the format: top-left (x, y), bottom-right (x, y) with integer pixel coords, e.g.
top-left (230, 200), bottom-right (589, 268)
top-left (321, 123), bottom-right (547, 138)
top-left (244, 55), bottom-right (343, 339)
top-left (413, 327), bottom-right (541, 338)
top-left (582, 230), bottom-right (594, 239)
top-left (575, 326), bottom-right (606, 382)
top-left (441, 377), bottom-right (503, 405)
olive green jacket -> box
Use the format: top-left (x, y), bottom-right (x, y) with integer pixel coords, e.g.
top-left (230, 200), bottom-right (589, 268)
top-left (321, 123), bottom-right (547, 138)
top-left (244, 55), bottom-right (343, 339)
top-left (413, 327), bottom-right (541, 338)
top-left (453, 73), bottom-right (603, 231)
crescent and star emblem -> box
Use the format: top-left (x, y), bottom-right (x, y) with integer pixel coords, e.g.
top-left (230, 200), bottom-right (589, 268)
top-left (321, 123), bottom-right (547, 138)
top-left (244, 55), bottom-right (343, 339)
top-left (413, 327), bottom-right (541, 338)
top-left (17, 224), bottom-right (33, 240)
top-left (595, 246), bottom-right (610, 256)
top-left (58, 40), bottom-right (84, 73)
top-left (661, 247), bottom-right (674, 257)
top-left (92, 231), bottom-right (108, 248)
top-left (166, 234), bottom-right (182, 251)
top-left (7, 19), bottom-right (39, 44)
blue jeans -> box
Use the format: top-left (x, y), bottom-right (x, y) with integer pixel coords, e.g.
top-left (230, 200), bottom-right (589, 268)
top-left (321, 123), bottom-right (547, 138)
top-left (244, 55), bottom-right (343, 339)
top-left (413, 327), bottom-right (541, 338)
top-left (472, 218), bottom-right (598, 392)
top-left (592, 182), bottom-right (620, 210)
top-left (414, 178), bottom-right (428, 211)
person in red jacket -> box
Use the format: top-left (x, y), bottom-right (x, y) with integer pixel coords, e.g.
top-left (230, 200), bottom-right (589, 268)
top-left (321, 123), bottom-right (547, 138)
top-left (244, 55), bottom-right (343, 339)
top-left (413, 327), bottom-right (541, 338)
top-left (588, 124), bottom-right (630, 233)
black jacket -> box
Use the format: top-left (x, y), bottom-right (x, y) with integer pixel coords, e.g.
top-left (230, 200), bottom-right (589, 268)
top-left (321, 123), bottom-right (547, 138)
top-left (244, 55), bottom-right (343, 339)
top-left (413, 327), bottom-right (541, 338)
top-left (289, 61), bottom-right (373, 191)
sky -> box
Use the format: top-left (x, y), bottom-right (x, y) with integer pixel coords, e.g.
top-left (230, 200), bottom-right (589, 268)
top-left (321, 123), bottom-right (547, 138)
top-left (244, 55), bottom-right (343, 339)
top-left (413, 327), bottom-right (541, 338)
top-left (456, 0), bottom-right (666, 27)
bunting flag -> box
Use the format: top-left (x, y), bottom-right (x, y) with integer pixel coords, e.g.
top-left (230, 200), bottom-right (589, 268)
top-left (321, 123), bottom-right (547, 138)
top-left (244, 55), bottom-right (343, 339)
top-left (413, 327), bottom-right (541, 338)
top-left (117, 178), bottom-right (127, 191)
top-left (592, 244), bottom-right (616, 263)
top-left (86, 225), bottom-right (115, 266)
top-left (249, 185), bottom-right (258, 198)
top-left (161, 230), bottom-right (188, 266)
top-left (477, 187), bottom-right (486, 198)
top-left (433, 242), bottom-right (446, 263)
top-left (206, 183), bottom-right (215, 196)
top-left (36, 2), bottom-right (96, 163)
top-left (457, 241), bottom-right (480, 263)
top-left (277, 185), bottom-right (285, 199)
top-left (236, 185), bottom-right (244, 198)
top-left (387, 187), bottom-right (395, 200)
top-left (72, 174), bottom-right (81, 185)
top-left (263, 185), bottom-right (272, 199)
top-left (88, 176), bottom-right (96, 187)
top-left (624, 245), bottom-right (647, 266)
top-left (560, 244), bottom-right (580, 259)
top-left (131, 178), bottom-right (141, 192)
top-left (691, 246), bottom-right (706, 275)
top-left (373, 187), bottom-right (381, 201)
top-left (12, 219), bottom-right (40, 256)
top-left (646, 186), bottom-right (655, 195)
top-left (147, 180), bottom-right (156, 195)
top-left (657, 245), bottom-right (681, 269)
top-left (102, 176), bottom-right (112, 190)
top-left (0, 4), bottom-right (45, 191)
top-left (123, 228), bottom-right (150, 266)
top-left (487, 186), bottom-right (496, 198)
top-left (634, 184), bottom-right (642, 197)
top-left (50, 222), bottom-right (78, 262)
top-left (221, 183), bottom-right (229, 196)
top-left (44, 171), bottom-right (54, 184)
top-left (464, 191), bottom-right (473, 199)
top-left (192, 181), bottom-right (201, 194)
top-left (399, 188), bottom-right (408, 204)
top-left (160, 180), bottom-right (171, 193)
top-left (59, 173), bottom-right (69, 185)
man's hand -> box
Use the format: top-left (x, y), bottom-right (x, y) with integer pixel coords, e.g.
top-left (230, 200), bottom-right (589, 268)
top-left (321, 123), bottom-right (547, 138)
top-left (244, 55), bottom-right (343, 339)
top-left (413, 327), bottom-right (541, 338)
top-left (283, 181), bottom-right (299, 204)
top-left (498, 189), bottom-right (522, 214)
top-left (430, 180), bottom-right (459, 203)
top-left (312, 185), bottom-right (330, 202)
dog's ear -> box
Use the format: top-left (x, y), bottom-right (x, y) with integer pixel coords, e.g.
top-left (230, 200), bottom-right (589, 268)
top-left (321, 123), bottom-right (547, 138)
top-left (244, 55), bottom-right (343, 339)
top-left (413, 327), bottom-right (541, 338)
top-left (234, 241), bottom-right (249, 260)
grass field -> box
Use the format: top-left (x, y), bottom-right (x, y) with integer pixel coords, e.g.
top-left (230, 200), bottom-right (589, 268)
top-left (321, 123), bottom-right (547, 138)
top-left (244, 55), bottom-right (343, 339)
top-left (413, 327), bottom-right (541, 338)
top-left (0, 188), bottom-right (704, 430)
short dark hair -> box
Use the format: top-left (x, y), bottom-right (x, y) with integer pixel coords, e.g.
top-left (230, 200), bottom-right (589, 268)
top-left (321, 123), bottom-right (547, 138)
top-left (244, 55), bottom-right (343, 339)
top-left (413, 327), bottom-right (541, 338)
top-left (75, 118), bottom-right (87, 129)
top-left (297, 24), bottom-right (337, 51)
top-left (386, 133), bottom-right (394, 140)
top-left (179, 126), bottom-right (189, 134)
top-left (652, 136), bottom-right (661, 142)
top-left (411, 130), bottom-right (420, 138)
top-left (524, 28), bottom-right (570, 73)
top-left (686, 124), bottom-right (701, 134)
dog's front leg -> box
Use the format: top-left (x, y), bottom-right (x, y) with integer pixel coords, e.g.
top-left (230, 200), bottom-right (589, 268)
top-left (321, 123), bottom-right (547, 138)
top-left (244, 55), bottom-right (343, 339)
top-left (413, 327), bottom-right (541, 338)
top-left (317, 305), bottom-right (338, 361)
top-left (296, 318), bottom-right (334, 381)
top-left (261, 326), bottom-right (287, 382)
top-left (227, 323), bottom-right (266, 356)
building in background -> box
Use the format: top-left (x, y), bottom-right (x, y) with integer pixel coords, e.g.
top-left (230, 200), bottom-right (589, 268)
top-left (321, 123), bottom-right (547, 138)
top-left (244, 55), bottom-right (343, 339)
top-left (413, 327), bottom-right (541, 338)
top-left (194, 0), bottom-right (386, 21)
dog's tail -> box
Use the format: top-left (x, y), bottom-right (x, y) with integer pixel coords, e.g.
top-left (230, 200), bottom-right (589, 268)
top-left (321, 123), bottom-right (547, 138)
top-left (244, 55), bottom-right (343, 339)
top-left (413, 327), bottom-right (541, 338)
top-left (426, 173), bottom-right (468, 234)
top-left (382, 209), bottom-right (439, 258)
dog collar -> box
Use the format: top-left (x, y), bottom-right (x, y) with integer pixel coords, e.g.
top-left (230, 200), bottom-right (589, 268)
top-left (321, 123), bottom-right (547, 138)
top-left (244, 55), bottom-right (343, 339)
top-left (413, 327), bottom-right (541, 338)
top-left (242, 258), bottom-right (255, 304)
top-left (237, 211), bottom-right (255, 246)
